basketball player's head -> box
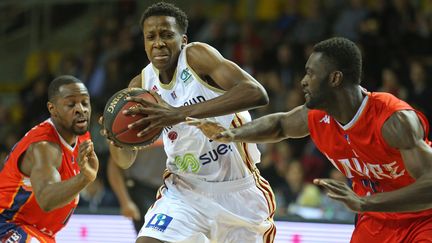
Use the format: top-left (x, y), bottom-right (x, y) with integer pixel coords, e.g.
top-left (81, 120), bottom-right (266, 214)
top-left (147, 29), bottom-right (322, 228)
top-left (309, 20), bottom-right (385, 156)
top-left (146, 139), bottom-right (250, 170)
top-left (47, 75), bottom-right (91, 135)
top-left (140, 2), bottom-right (188, 71)
top-left (301, 37), bottom-right (362, 109)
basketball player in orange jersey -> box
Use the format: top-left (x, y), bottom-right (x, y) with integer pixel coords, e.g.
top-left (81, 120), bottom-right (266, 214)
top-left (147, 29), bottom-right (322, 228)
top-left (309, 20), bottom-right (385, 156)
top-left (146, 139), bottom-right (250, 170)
top-left (102, 2), bottom-right (276, 243)
top-left (0, 75), bottom-right (99, 243)
top-left (189, 37), bottom-right (432, 242)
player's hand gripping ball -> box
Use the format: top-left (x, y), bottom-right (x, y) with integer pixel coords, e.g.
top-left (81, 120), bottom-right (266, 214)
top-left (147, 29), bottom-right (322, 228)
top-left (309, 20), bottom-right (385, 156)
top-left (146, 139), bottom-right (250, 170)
top-left (103, 88), bottom-right (162, 147)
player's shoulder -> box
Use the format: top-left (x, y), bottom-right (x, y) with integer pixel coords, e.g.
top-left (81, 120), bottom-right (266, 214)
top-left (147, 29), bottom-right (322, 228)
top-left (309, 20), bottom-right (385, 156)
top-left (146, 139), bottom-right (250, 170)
top-left (27, 140), bottom-right (62, 158)
top-left (369, 91), bottom-right (408, 106)
top-left (24, 120), bottom-right (57, 140)
top-left (185, 42), bottom-right (212, 50)
top-left (307, 108), bottom-right (328, 121)
top-left (185, 42), bottom-right (219, 57)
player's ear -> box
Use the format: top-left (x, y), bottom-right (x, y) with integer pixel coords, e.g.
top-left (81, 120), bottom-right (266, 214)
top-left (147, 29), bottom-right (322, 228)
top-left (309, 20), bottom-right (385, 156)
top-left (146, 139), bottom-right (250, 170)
top-left (182, 34), bottom-right (188, 48)
top-left (47, 101), bottom-right (56, 117)
top-left (330, 71), bottom-right (343, 87)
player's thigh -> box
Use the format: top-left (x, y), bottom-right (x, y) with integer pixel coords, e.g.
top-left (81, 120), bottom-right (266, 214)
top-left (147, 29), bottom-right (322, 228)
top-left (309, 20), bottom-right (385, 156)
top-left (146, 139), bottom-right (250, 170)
top-left (136, 236), bottom-right (163, 243)
top-left (0, 223), bottom-right (40, 243)
top-left (217, 220), bottom-right (275, 243)
top-left (138, 194), bottom-right (210, 242)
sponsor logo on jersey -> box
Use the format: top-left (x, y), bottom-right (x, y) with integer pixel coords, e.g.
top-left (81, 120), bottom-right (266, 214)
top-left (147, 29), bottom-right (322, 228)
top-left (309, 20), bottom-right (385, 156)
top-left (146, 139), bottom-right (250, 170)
top-left (183, 95), bottom-right (206, 106)
top-left (151, 85), bottom-right (159, 92)
top-left (320, 115), bottom-right (330, 124)
top-left (145, 213), bottom-right (173, 232)
top-left (170, 91), bottom-right (177, 100)
top-left (2, 230), bottom-right (22, 243)
top-left (325, 154), bottom-right (406, 181)
top-left (174, 143), bottom-right (234, 173)
top-left (180, 68), bottom-right (192, 86)
top-left (344, 134), bottom-right (350, 144)
top-left (168, 131), bottom-right (178, 142)
top-left (175, 153), bottom-right (200, 173)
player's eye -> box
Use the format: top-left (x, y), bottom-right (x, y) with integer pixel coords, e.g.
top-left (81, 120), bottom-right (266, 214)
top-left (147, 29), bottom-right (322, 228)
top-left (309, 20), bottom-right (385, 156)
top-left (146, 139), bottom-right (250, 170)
top-left (162, 32), bottom-right (174, 39)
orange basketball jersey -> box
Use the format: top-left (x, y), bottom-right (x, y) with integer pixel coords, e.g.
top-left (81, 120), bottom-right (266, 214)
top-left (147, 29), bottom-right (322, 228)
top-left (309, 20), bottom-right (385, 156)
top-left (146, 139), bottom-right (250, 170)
top-left (308, 92), bottom-right (432, 220)
top-left (0, 119), bottom-right (90, 239)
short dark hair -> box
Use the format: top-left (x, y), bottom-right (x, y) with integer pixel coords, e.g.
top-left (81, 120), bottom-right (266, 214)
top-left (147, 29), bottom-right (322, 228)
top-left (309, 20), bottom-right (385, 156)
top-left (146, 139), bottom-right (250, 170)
top-left (140, 2), bottom-right (188, 34)
top-left (48, 75), bottom-right (83, 102)
top-left (313, 37), bottom-right (362, 84)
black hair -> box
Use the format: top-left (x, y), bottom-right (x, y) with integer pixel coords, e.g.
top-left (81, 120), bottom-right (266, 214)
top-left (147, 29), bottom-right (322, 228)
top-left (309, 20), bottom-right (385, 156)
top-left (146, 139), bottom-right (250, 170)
top-left (140, 2), bottom-right (188, 34)
top-left (48, 75), bottom-right (83, 102)
top-left (313, 37), bottom-right (362, 84)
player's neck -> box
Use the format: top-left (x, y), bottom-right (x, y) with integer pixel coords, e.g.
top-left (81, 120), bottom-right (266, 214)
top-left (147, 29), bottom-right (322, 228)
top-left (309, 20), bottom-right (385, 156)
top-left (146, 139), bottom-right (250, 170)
top-left (51, 119), bottom-right (77, 146)
top-left (158, 65), bottom-right (177, 84)
top-left (326, 86), bottom-right (365, 125)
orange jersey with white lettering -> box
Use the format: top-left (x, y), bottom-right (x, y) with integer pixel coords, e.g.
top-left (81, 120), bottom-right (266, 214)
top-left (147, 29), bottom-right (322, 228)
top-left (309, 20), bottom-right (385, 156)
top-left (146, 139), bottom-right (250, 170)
top-left (308, 92), bottom-right (432, 220)
top-left (0, 119), bottom-right (90, 238)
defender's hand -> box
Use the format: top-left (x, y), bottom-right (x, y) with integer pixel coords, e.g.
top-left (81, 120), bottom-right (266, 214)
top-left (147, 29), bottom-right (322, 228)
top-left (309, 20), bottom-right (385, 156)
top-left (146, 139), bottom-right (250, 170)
top-left (77, 140), bottom-right (99, 182)
top-left (186, 117), bottom-right (235, 143)
top-left (314, 178), bottom-right (365, 212)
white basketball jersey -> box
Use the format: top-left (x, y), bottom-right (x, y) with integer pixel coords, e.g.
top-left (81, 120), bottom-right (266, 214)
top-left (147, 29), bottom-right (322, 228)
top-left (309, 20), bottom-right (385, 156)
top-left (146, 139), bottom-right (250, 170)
top-left (141, 43), bottom-right (261, 181)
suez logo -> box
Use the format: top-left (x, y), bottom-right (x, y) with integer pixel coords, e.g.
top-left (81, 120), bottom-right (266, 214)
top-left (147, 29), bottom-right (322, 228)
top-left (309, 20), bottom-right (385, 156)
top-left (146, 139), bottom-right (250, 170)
top-left (174, 142), bottom-right (234, 173)
top-left (145, 213), bottom-right (173, 232)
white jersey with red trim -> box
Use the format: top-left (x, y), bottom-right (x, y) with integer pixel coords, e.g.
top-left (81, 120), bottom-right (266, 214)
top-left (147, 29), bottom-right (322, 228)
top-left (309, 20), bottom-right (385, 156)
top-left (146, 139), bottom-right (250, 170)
top-left (141, 43), bottom-right (260, 181)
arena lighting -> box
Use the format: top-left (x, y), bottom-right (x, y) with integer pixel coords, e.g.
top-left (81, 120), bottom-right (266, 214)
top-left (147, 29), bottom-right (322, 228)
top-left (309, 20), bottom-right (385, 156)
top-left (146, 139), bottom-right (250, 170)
top-left (56, 214), bottom-right (354, 243)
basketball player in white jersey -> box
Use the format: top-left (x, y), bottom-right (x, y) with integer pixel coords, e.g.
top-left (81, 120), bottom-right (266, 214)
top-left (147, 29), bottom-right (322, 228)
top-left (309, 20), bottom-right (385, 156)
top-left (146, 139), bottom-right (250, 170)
top-left (102, 2), bottom-right (276, 243)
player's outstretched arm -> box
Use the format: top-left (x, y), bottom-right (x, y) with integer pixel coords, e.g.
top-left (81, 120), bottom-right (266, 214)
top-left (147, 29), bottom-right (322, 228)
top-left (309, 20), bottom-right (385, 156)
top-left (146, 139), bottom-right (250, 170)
top-left (23, 140), bottom-right (98, 212)
top-left (107, 157), bottom-right (140, 220)
top-left (188, 105), bottom-right (310, 143)
top-left (360, 110), bottom-right (432, 212)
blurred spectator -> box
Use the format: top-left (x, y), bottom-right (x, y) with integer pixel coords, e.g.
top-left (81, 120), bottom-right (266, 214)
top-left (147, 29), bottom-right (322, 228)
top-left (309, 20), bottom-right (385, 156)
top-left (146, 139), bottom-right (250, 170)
top-left (378, 67), bottom-right (408, 100)
top-left (333, 0), bottom-right (369, 41)
top-left (20, 77), bottom-right (50, 129)
top-left (281, 160), bottom-right (322, 219)
top-left (0, 144), bottom-right (8, 171)
top-left (407, 60), bottom-right (432, 120)
top-left (291, 2), bottom-right (327, 44)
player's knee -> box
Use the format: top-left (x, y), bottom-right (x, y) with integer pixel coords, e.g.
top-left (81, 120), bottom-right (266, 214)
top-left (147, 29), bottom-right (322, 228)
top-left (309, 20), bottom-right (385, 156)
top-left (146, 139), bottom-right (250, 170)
top-left (136, 236), bottom-right (163, 243)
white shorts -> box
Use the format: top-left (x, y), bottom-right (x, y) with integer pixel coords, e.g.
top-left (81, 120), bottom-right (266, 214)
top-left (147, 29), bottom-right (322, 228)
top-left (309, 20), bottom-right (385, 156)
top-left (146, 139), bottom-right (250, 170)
top-left (138, 173), bottom-right (276, 243)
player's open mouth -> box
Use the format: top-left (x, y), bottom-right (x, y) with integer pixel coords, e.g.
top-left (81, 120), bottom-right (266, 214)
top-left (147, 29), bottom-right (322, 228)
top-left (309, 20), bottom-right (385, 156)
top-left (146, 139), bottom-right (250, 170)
top-left (75, 118), bottom-right (88, 128)
top-left (154, 55), bottom-right (169, 61)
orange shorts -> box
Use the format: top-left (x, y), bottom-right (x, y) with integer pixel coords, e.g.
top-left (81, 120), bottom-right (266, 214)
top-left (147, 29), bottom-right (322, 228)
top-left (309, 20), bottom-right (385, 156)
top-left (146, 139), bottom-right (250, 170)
top-left (0, 219), bottom-right (55, 243)
top-left (351, 214), bottom-right (432, 243)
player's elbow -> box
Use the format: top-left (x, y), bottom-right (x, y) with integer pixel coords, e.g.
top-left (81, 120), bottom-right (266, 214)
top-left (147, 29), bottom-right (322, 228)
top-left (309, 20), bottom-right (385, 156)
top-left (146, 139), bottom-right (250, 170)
top-left (38, 199), bottom-right (55, 212)
top-left (245, 82), bottom-right (269, 107)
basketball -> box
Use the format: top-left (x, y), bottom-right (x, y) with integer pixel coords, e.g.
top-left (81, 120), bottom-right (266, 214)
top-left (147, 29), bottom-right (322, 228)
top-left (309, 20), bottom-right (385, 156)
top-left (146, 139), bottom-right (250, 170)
top-left (103, 87), bottom-right (162, 147)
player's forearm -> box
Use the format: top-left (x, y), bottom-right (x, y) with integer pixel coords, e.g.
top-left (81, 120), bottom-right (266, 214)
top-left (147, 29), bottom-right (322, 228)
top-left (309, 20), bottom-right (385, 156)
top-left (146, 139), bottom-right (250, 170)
top-left (362, 175), bottom-right (432, 212)
top-left (109, 144), bottom-right (138, 169)
top-left (36, 173), bottom-right (90, 212)
top-left (230, 113), bottom-right (288, 143)
top-left (179, 82), bottom-right (268, 119)
top-left (107, 158), bottom-right (133, 206)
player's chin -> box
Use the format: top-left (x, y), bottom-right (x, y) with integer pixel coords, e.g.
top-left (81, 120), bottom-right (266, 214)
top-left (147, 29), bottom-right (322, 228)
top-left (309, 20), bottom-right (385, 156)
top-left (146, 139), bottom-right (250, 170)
top-left (151, 59), bottom-right (170, 70)
top-left (73, 126), bottom-right (89, 135)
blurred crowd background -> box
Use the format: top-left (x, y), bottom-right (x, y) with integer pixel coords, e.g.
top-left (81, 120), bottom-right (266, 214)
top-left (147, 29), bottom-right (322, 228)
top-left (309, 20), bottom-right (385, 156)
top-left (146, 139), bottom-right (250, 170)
top-left (1, 0), bottom-right (432, 224)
